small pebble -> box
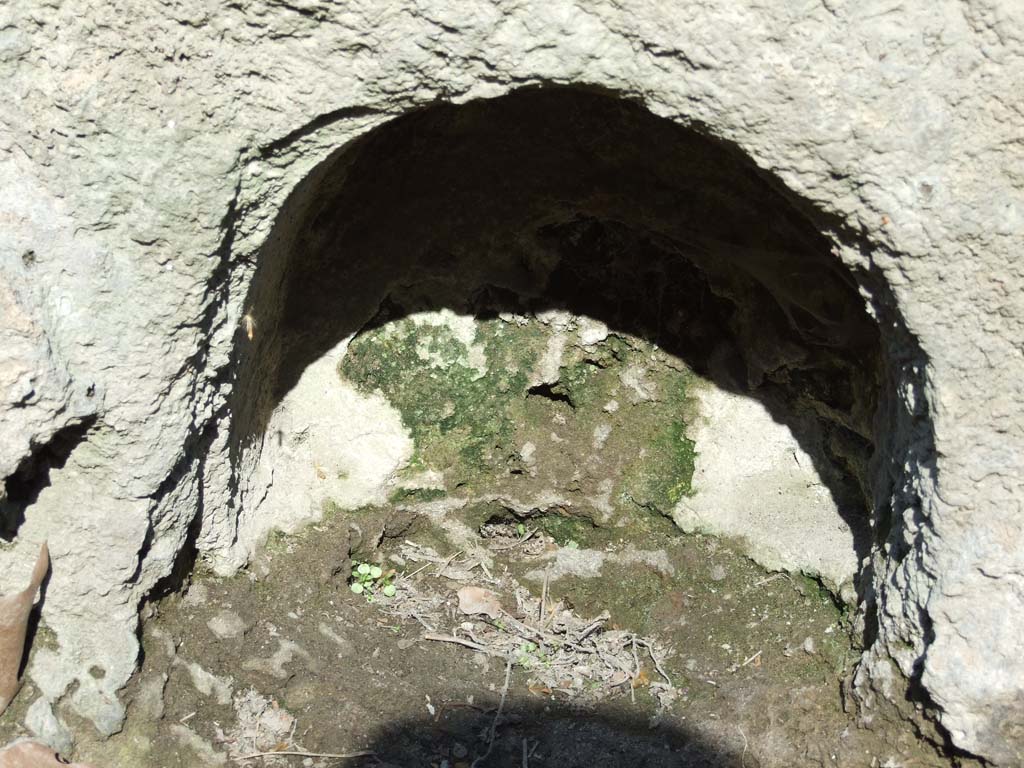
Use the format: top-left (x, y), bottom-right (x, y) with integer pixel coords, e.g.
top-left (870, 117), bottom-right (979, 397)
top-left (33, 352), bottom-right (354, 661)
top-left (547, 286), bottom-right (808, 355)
top-left (710, 565), bottom-right (727, 581)
top-left (802, 636), bottom-right (816, 654)
top-left (182, 583), bottom-right (209, 607)
top-left (207, 610), bottom-right (247, 640)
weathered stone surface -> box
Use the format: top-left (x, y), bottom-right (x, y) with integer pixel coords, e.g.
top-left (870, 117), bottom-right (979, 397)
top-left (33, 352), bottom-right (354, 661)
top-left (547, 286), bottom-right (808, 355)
top-left (675, 385), bottom-right (862, 594)
top-left (209, 338), bottom-right (411, 573)
top-left (24, 698), bottom-right (73, 756)
top-left (205, 610), bottom-right (248, 641)
top-left (0, 1), bottom-right (1019, 764)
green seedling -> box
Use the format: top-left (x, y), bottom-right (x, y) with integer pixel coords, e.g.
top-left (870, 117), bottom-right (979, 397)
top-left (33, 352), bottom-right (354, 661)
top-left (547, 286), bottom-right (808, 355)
top-left (515, 641), bottom-right (538, 668)
top-left (514, 641), bottom-right (550, 669)
top-left (516, 523), bottom-right (527, 538)
top-left (350, 561), bottom-right (397, 602)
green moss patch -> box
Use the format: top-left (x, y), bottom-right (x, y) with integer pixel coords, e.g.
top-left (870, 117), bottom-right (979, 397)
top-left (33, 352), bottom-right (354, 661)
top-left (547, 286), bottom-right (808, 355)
top-left (338, 306), bottom-right (699, 523)
top-left (533, 512), bottom-right (597, 547)
top-left (619, 419), bottom-right (697, 513)
top-left (340, 315), bottom-right (546, 487)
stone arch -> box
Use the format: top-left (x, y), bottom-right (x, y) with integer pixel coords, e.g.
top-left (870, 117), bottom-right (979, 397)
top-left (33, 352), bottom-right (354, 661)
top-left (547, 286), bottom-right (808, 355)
top-left (196, 87), bottom-right (933, 684)
top-left (1, 4), bottom-right (1018, 762)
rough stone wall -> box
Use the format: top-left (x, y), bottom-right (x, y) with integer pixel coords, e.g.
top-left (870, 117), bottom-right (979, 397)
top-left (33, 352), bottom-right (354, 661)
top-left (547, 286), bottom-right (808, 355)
top-left (0, 0), bottom-right (1021, 763)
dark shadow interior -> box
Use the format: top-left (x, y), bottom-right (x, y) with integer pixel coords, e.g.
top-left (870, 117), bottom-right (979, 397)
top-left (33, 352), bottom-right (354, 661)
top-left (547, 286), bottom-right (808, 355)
top-left (230, 88), bottom-right (882, 573)
top-left (363, 697), bottom-right (740, 767)
top-left (0, 415), bottom-right (97, 542)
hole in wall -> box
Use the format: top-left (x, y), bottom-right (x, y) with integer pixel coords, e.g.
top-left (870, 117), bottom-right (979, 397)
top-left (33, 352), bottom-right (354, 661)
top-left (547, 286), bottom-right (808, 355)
top-left (228, 87), bottom-right (881, 583)
top-left (0, 415), bottom-right (98, 542)
top-left (131, 87), bottom-right (952, 766)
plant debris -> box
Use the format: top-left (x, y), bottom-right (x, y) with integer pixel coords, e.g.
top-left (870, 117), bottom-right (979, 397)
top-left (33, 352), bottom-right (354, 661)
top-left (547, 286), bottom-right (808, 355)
top-left (221, 689), bottom-right (300, 764)
top-left (378, 548), bottom-right (676, 709)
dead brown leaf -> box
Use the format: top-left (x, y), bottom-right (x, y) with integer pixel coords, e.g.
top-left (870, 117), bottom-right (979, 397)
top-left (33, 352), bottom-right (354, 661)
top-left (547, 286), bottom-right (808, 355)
top-left (456, 586), bottom-right (503, 619)
top-left (0, 543), bottom-right (49, 716)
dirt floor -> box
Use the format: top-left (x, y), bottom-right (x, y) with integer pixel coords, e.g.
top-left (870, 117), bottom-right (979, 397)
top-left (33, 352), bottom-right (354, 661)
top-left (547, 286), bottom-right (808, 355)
top-left (24, 500), bottom-right (961, 768)
top-left (0, 307), bottom-right (970, 767)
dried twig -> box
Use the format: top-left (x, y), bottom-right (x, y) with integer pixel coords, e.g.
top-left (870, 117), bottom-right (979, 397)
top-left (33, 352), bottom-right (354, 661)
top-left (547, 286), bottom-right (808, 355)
top-left (635, 638), bottom-right (672, 686)
top-left (497, 611), bottom-right (594, 655)
top-left (471, 656), bottom-right (513, 768)
top-left (401, 562), bottom-right (434, 581)
top-left (436, 550), bottom-right (464, 577)
top-left (476, 560), bottom-right (496, 582)
top-left (489, 527), bottom-right (539, 551)
top-left (752, 572), bottom-right (790, 587)
top-left (411, 613), bottom-right (436, 633)
top-left (233, 749), bottom-right (375, 761)
top-left (539, 567), bottom-right (549, 623)
top-left (424, 633), bottom-right (504, 656)
top-left (575, 613), bottom-right (609, 643)
top-left (629, 636), bottom-right (640, 704)
top-left (740, 650), bottom-right (762, 668)
top-left (527, 739), bottom-right (539, 761)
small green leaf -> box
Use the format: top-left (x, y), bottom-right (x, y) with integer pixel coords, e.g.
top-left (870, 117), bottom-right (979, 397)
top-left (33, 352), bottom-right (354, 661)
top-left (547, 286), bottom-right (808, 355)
top-left (350, 583), bottom-right (364, 594)
top-left (369, 565), bottom-right (383, 579)
top-left (382, 584), bottom-right (397, 597)
top-left (357, 563), bottom-right (371, 575)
